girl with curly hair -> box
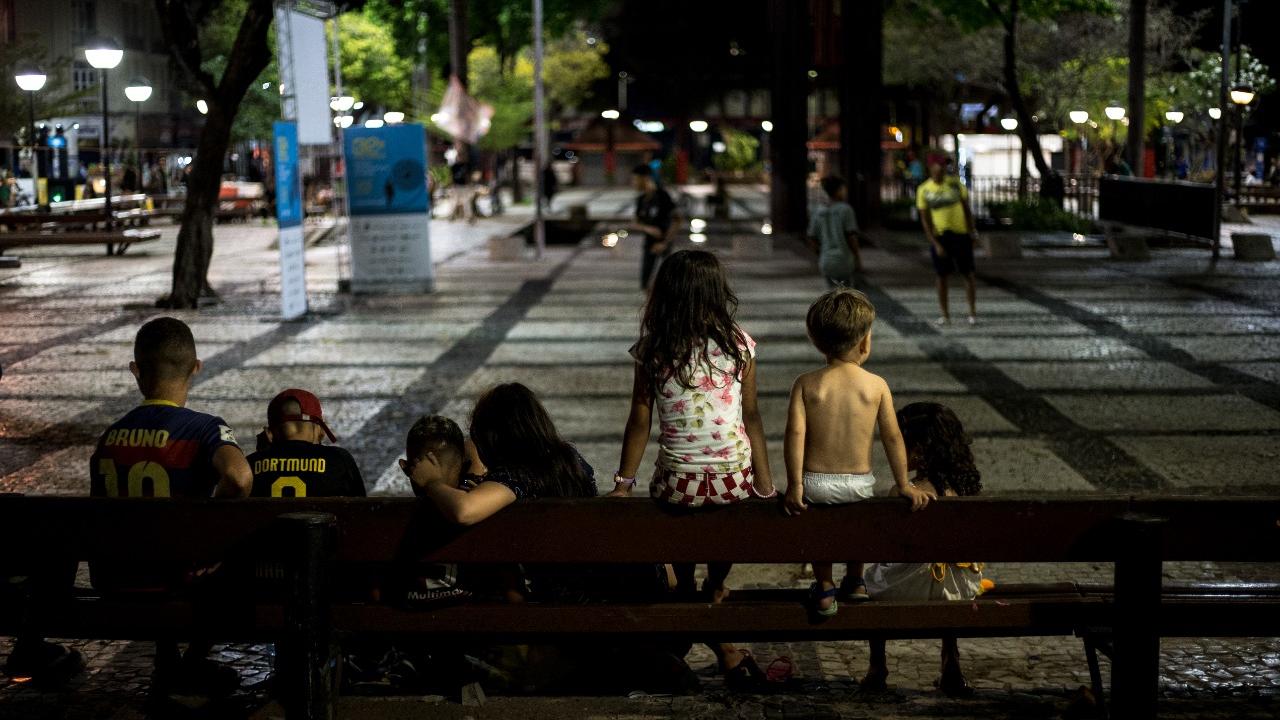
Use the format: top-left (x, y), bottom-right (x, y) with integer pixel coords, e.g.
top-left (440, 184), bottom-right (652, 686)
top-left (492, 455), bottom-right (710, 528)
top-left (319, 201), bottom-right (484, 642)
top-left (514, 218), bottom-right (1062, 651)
top-left (609, 249), bottom-right (777, 687)
top-left (862, 402), bottom-right (984, 697)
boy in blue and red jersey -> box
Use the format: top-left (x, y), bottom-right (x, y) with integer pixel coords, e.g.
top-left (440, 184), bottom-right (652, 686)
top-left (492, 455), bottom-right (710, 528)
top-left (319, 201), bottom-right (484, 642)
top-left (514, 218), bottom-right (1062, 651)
top-left (89, 317), bottom-right (252, 698)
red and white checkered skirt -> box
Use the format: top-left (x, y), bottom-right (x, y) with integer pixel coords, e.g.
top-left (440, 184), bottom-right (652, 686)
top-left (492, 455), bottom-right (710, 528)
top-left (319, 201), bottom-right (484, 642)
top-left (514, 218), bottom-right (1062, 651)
top-left (650, 465), bottom-right (760, 506)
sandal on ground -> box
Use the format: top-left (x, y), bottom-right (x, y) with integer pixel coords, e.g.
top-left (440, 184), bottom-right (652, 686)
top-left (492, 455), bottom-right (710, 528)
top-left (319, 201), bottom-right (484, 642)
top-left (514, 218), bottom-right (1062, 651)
top-left (3, 640), bottom-right (85, 687)
top-left (765, 655), bottom-right (794, 683)
top-left (838, 576), bottom-right (871, 603)
top-left (723, 650), bottom-right (766, 692)
top-left (807, 582), bottom-right (840, 621)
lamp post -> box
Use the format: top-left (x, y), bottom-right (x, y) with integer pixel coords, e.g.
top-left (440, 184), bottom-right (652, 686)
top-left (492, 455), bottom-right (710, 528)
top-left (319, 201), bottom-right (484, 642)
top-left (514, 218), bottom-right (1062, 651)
top-left (1000, 116), bottom-right (1018, 189)
top-left (1163, 110), bottom-right (1184, 179)
top-left (85, 37), bottom-right (123, 222)
top-left (1070, 110), bottom-right (1090, 175)
top-left (124, 77), bottom-right (152, 179)
top-left (13, 64), bottom-right (46, 206)
top-left (1230, 84), bottom-right (1255, 206)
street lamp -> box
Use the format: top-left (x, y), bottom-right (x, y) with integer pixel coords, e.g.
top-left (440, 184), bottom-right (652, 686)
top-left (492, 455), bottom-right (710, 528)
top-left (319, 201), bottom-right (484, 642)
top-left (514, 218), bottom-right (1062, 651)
top-left (13, 63), bottom-right (46, 205)
top-left (761, 120), bottom-right (774, 133)
top-left (329, 96), bottom-right (355, 113)
top-left (85, 36), bottom-right (123, 222)
top-left (1163, 110), bottom-right (1185, 179)
top-left (364, 118), bottom-right (384, 129)
top-left (1229, 84), bottom-right (1255, 107)
top-left (1069, 110), bottom-right (1089, 124)
top-left (1208, 107), bottom-right (1222, 120)
top-left (1230, 84), bottom-right (1255, 205)
top-left (196, 99), bottom-right (209, 115)
top-left (689, 120), bottom-right (709, 133)
top-left (1000, 116), bottom-right (1019, 181)
top-left (383, 111), bottom-right (405, 125)
top-left (600, 109), bottom-right (620, 120)
top-left (1104, 103), bottom-right (1126, 121)
top-left (124, 77), bottom-right (152, 175)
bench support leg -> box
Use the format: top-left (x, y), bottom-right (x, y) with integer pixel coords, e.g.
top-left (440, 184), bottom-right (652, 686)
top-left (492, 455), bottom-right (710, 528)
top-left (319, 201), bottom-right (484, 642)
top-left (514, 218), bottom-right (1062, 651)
top-left (277, 512), bottom-right (338, 720)
top-left (1111, 513), bottom-right (1165, 720)
top-left (1083, 635), bottom-right (1109, 719)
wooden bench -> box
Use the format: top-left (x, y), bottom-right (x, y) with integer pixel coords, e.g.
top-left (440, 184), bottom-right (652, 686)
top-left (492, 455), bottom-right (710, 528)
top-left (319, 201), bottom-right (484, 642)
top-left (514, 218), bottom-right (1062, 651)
top-left (0, 228), bottom-right (161, 256)
top-left (1, 496), bottom-right (1277, 720)
top-left (1237, 186), bottom-right (1280, 212)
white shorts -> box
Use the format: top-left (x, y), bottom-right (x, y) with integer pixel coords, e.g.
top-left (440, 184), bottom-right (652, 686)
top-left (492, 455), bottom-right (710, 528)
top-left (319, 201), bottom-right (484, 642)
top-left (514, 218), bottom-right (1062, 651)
top-left (802, 471), bottom-right (876, 504)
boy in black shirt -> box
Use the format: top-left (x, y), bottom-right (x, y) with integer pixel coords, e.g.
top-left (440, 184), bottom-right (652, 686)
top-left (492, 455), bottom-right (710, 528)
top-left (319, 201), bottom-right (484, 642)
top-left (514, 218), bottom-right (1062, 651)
top-left (249, 389), bottom-right (365, 498)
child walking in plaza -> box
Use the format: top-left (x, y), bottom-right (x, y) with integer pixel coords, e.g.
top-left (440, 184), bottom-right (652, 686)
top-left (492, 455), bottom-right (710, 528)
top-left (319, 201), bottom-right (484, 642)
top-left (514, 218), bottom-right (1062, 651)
top-left (862, 402), bottom-right (985, 697)
top-left (610, 249), bottom-right (777, 686)
top-left (783, 289), bottom-right (934, 620)
top-left (807, 176), bottom-right (867, 287)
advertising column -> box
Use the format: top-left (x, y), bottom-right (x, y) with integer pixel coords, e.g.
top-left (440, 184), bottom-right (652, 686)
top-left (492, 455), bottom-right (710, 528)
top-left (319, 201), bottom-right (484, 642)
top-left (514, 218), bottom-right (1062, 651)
top-left (273, 121), bottom-right (308, 320)
top-left (344, 123), bottom-right (434, 293)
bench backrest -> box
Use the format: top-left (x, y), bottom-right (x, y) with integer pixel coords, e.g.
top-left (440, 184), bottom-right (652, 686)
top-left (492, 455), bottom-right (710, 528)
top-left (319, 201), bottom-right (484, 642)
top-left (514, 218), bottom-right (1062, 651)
top-left (2, 496), bottom-right (1277, 566)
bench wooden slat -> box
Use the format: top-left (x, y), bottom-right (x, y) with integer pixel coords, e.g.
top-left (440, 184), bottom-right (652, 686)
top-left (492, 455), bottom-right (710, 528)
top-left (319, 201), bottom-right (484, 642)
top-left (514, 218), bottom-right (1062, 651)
top-left (0, 230), bottom-right (161, 247)
top-left (9, 595), bottom-right (1277, 644)
top-left (2, 496), bottom-right (1276, 564)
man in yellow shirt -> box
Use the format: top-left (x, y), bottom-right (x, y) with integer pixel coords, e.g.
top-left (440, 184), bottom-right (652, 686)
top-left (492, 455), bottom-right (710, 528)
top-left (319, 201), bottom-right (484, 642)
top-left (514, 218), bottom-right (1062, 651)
top-left (916, 159), bottom-right (979, 325)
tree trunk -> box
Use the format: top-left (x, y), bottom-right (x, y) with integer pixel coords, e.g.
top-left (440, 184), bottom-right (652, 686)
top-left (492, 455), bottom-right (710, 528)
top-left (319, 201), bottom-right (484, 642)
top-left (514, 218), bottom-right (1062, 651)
top-left (840, 0), bottom-right (885, 227)
top-left (767, 0), bottom-right (810, 239)
top-left (168, 105), bottom-right (232, 307)
top-left (448, 0), bottom-right (469, 84)
top-left (1126, 0), bottom-right (1147, 176)
top-left (510, 149), bottom-right (524, 204)
top-left (999, 0), bottom-right (1063, 204)
top-left (157, 0), bottom-right (275, 308)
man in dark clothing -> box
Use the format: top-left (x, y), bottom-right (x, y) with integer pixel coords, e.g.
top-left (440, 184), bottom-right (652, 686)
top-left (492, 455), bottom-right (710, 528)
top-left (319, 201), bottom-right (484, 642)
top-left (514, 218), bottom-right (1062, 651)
top-left (248, 389), bottom-right (364, 498)
top-left (632, 164), bottom-right (678, 290)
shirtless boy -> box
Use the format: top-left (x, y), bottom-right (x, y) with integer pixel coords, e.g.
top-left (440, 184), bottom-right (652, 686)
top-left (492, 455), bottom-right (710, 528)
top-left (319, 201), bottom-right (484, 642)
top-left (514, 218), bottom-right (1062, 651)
top-left (784, 288), bottom-right (935, 619)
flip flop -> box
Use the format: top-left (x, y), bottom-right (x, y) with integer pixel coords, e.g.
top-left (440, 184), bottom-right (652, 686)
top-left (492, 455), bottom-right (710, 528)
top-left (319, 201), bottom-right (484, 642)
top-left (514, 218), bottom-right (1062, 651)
top-left (765, 656), bottom-right (794, 683)
top-left (839, 576), bottom-right (871, 602)
top-left (807, 582), bottom-right (839, 621)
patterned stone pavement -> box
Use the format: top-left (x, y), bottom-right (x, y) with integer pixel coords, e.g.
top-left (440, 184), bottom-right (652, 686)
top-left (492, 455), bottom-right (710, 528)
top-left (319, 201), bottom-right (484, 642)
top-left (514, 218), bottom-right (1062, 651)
top-left (1, 198), bottom-right (1279, 717)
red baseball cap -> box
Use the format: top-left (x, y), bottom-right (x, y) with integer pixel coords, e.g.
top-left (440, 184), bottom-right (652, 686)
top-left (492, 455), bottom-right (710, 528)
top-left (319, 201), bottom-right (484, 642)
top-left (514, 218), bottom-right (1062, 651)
top-left (267, 388), bottom-right (337, 442)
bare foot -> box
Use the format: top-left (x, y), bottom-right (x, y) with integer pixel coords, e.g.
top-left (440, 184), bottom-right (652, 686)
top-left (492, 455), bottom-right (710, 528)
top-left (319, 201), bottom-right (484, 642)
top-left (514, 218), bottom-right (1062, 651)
top-left (707, 584), bottom-right (731, 603)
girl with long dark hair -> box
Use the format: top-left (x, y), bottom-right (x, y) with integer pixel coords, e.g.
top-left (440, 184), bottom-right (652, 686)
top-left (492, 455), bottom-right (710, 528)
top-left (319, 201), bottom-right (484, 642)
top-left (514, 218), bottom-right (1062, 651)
top-left (862, 402), bottom-right (984, 696)
top-left (609, 249), bottom-right (777, 686)
top-left (415, 383), bottom-right (596, 526)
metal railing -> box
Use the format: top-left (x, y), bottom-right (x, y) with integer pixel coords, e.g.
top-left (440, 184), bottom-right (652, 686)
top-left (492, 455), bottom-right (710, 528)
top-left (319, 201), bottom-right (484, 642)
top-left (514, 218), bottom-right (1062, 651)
top-left (882, 173), bottom-right (1101, 220)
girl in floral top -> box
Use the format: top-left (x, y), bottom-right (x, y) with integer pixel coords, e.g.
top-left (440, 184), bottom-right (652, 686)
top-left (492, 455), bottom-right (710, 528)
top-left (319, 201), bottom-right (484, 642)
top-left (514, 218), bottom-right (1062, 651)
top-left (610, 249), bottom-right (777, 687)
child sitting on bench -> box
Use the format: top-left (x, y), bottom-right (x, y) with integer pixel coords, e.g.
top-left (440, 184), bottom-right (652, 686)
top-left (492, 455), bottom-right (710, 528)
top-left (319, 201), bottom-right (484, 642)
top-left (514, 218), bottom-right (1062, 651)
top-left (88, 317), bottom-right (253, 698)
top-left (248, 388), bottom-right (365, 498)
top-left (783, 288), bottom-right (934, 620)
top-left (861, 402), bottom-right (985, 697)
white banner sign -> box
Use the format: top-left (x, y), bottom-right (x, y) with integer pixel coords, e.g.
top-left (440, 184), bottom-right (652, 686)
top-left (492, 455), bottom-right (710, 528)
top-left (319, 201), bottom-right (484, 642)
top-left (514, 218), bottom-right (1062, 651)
top-left (277, 9), bottom-right (332, 145)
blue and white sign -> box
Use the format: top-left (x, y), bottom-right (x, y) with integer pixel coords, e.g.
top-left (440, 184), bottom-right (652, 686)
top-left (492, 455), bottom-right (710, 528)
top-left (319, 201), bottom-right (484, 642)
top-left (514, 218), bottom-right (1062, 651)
top-left (273, 120), bottom-right (307, 319)
top-left (344, 123), bottom-right (433, 293)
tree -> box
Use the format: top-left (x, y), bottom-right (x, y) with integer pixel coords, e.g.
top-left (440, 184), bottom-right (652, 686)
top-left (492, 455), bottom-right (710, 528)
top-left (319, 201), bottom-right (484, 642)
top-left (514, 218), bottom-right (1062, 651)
top-left (940, 0), bottom-right (1115, 199)
top-left (333, 10), bottom-right (415, 115)
top-left (0, 39), bottom-right (86, 142)
top-left (541, 30), bottom-right (610, 113)
top-left (156, 0), bottom-right (276, 308)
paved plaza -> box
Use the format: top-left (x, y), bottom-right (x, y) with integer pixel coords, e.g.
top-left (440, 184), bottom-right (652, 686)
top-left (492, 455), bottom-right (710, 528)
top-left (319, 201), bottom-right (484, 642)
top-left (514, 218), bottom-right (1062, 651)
top-left (1, 196), bottom-right (1279, 717)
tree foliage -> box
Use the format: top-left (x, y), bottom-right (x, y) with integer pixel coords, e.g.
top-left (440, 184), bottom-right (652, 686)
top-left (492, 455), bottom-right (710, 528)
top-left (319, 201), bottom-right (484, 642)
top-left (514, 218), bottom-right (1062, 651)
top-left (0, 37), bottom-right (87, 141)
top-left (332, 9), bottom-right (415, 115)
